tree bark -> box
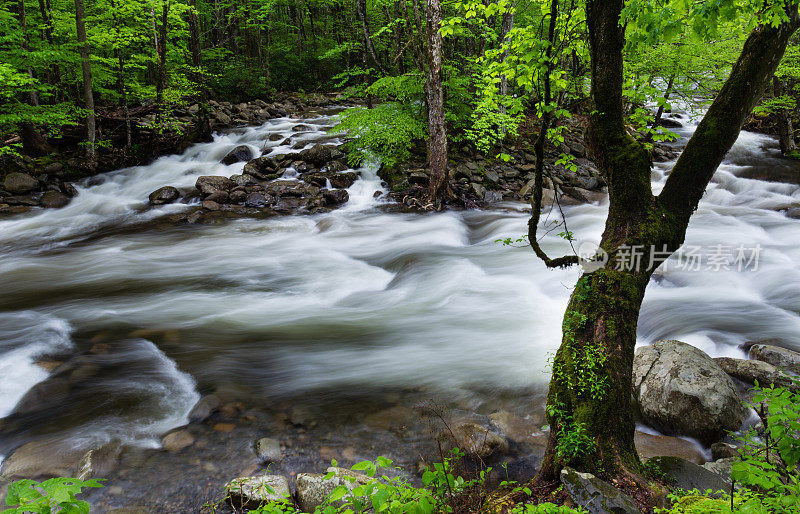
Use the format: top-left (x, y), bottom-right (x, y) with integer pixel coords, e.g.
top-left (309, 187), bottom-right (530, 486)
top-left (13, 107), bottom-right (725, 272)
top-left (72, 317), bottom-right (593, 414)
top-left (74, 0), bottom-right (96, 163)
top-left (356, 0), bottom-right (388, 76)
top-left (773, 77), bottom-right (798, 155)
top-left (188, 0), bottom-right (203, 68)
top-left (156, 1), bottom-right (169, 125)
top-left (425, 0), bottom-right (448, 206)
top-left (534, 0), bottom-right (800, 497)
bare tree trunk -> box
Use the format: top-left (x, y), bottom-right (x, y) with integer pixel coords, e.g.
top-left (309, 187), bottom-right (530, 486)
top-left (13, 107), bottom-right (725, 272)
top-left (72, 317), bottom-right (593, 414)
top-left (74, 0), bottom-right (96, 163)
top-left (425, 0), bottom-right (448, 206)
top-left (188, 0), bottom-right (203, 68)
top-left (497, 3), bottom-right (515, 135)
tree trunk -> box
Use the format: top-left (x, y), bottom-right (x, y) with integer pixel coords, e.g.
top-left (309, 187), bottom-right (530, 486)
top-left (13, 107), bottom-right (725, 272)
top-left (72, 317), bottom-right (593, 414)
top-left (425, 0), bottom-right (448, 206)
top-left (188, 0), bottom-right (203, 68)
top-left (533, 0), bottom-right (800, 498)
top-left (356, 0), bottom-right (388, 76)
top-left (156, 1), bottom-right (169, 125)
top-left (74, 0), bottom-right (96, 163)
top-left (774, 77), bottom-right (798, 155)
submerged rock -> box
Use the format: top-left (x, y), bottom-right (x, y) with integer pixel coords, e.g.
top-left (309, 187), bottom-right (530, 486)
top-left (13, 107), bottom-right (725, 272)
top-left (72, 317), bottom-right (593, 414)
top-left (148, 186), bottom-right (180, 205)
top-left (227, 475), bottom-right (291, 511)
top-left (254, 437), bottom-right (282, 462)
top-left (634, 431), bottom-right (706, 464)
top-left (633, 340), bottom-right (748, 444)
top-left (161, 430), bottom-right (195, 452)
top-left (560, 467), bottom-right (639, 514)
top-left (449, 422), bottom-right (509, 458)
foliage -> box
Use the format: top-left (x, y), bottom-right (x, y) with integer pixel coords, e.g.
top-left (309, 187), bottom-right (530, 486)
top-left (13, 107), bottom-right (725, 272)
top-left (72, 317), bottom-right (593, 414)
top-left (1, 477), bottom-right (103, 514)
top-left (659, 380), bottom-right (800, 513)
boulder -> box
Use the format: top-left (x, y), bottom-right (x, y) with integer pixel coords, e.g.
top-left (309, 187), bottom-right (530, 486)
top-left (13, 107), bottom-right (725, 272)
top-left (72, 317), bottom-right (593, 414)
top-left (296, 467), bottom-right (371, 513)
top-left (714, 357), bottom-right (799, 391)
top-left (633, 340), bottom-right (748, 444)
top-left (647, 456), bottom-right (731, 494)
top-left (205, 191), bottom-right (229, 204)
top-left (222, 145), bottom-right (254, 165)
top-left (300, 143), bottom-right (333, 166)
top-left (254, 437), bottom-right (282, 462)
top-left (196, 176), bottom-right (235, 194)
top-left (448, 422), bottom-right (509, 458)
top-left (202, 200), bottom-right (221, 211)
top-left (560, 467), bottom-right (640, 514)
top-left (748, 344), bottom-right (800, 375)
top-left (76, 445), bottom-right (119, 480)
top-left (3, 173), bottom-right (39, 194)
top-left (148, 186), bottom-right (180, 205)
top-left (711, 442), bottom-right (739, 461)
top-left (227, 475), bottom-right (292, 511)
top-left (322, 189), bottom-right (349, 205)
top-left (245, 192), bottom-right (272, 207)
top-left (161, 430), bottom-right (195, 452)
top-left (39, 191), bottom-right (70, 209)
top-left (302, 171), bottom-right (358, 189)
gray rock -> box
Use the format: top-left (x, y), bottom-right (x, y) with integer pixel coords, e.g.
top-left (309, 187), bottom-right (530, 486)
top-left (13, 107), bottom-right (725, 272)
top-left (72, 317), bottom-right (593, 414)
top-left (216, 112), bottom-right (231, 125)
top-left (748, 344), bottom-right (800, 375)
top-left (202, 200), bottom-right (221, 211)
top-left (322, 189), bottom-right (349, 205)
top-left (205, 190), bottom-right (229, 204)
top-left (483, 169), bottom-right (500, 184)
top-left (39, 191), bottom-right (70, 209)
top-left (1, 439), bottom-right (87, 480)
top-left (196, 176), bottom-right (235, 194)
top-left (268, 133), bottom-right (283, 142)
top-left (560, 467), bottom-right (640, 514)
top-left (43, 162), bottom-right (64, 174)
top-left (469, 182), bottom-right (486, 199)
top-left (301, 143), bottom-right (333, 165)
top-left (484, 190), bottom-right (503, 204)
top-left (254, 437), bottom-right (282, 462)
top-left (449, 422), bottom-right (509, 458)
top-left (245, 192), bottom-right (270, 207)
top-left (161, 430), bottom-right (195, 452)
top-left (222, 145), bottom-right (254, 165)
top-left (648, 456), bottom-right (731, 494)
top-left (702, 458), bottom-right (736, 483)
top-left (3, 173), bottom-right (39, 194)
top-left (303, 171), bottom-right (358, 189)
top-left (76, 445), bottom-right (119, 480)
top-left (230, 189), bottom-right (247, 203)
top-left (227, 475), bottom-right (291, 511)
top-left (634, 431), bottom-right (706, 464)
top-left (148, 186), bottom-right (180, 205)
top-left (714, 356), bottom-right (799, 391)
top-left (296, 467), bottom-right (371, 512)
top-left (633, 340), bottom-right (748, 444)
top-left (711, 442), bottom-right (739, 461)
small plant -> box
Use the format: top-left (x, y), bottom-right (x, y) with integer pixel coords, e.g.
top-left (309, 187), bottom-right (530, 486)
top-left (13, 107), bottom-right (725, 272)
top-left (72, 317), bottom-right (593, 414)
top-left (2, 477), bottom-right (103, 513)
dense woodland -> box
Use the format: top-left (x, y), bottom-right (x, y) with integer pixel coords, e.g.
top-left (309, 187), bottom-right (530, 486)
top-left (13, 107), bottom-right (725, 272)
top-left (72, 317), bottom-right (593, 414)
top-left (3, 0), bottom-right (800, 168)
top-left (3, 0), bottom-right (800, 512)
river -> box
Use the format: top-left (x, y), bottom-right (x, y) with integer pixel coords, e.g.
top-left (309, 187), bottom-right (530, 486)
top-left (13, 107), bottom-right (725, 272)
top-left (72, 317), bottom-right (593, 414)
top-left (1, 110), bottom-right (799, 511)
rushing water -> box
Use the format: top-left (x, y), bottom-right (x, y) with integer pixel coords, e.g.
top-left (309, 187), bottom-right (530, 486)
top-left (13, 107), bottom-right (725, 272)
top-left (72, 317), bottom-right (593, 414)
top-left (0, 110), bottom-right (799, 502)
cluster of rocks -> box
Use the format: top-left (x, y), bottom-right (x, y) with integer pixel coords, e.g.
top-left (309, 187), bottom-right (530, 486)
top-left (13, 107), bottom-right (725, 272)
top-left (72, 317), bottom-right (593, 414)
top-left (139, 93), bottom-right (343, 136)
top-left (147, 142), bottom-right (358, 221)
top-left (0, 168), bottom-right (77, 214)
top-left (632, 340), bottom-right (800, 446)
top-left (380, 115), bottom-right (681, 209)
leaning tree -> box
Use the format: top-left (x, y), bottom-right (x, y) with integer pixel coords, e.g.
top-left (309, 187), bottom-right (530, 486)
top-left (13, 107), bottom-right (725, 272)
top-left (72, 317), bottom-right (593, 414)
top-left (519, 0), bottom-right (800, 502)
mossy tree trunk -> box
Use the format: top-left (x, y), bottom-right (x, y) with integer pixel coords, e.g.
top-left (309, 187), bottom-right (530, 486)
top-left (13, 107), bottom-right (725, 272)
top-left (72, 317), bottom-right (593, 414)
top-left (535, 0), bottom-right (800, 494)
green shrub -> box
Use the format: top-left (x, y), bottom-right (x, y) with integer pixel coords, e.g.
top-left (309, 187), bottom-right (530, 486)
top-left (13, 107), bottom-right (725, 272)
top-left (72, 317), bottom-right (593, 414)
top-left (2, 477), bottom-right (103, 513)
